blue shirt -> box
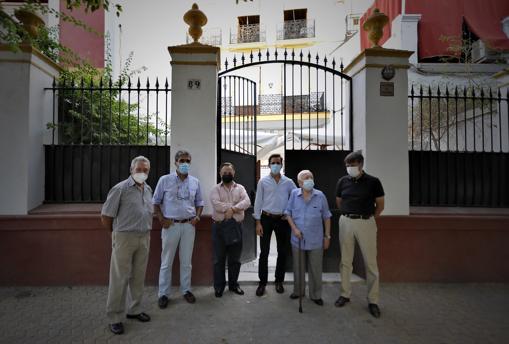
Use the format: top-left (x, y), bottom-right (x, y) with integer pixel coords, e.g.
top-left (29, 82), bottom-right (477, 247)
top-left (253, 174), bottom-right (297, 220)
top-left (284, 188), bottom-right (332, 250)
top-left (152, 172), bottom-right (204, 220)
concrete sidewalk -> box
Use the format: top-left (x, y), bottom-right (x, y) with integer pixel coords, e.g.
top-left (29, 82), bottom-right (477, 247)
top-left (0, 283), bottom-right (508, 344)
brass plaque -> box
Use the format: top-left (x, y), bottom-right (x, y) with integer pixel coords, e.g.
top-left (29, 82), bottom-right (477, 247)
top-left (380, 82), bottom-right (394, 96)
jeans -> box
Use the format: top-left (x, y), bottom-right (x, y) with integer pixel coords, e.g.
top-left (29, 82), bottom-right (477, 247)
top-left (158, 222), bottom-right (195, 297)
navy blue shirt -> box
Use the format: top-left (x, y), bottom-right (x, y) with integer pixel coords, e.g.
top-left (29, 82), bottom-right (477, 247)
top-left (336, 172), bottom-right (384, 215)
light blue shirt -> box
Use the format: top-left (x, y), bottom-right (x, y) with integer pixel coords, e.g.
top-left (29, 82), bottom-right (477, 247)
top-left (284, 188), bottom-right (332, 250)
top-left (152, 172), bottom-right (204, 220)
top-left (253, 174), bottom-right (297, 220)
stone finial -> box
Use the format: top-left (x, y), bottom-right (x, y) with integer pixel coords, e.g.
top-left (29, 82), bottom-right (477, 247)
top-left (183, 3), bottom-right (208, 44)
top-left (362, 8), bottom-right (389, 48)
top-left (14, 8), bottom-right (45, 39)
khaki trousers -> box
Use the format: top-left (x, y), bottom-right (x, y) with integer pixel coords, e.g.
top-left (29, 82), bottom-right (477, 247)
top-left (292, 246), bottom-right (323, 300)
top-left (106, 231), bottom-right (150, 323)
top-left (339, 216), bottom-right (379, 304)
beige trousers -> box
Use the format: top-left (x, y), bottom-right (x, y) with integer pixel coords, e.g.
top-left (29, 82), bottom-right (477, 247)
top-left (339, 216), bottom-right (379, 304)
top-left (106, 231), bottom-right (150, 323)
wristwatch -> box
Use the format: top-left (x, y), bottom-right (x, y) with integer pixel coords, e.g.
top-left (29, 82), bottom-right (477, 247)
top-left (324, 235), bottom-right (331, 239)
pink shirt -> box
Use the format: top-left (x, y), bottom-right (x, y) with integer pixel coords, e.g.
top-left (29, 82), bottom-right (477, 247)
top-left (209, 182), bottom-right (251, 222)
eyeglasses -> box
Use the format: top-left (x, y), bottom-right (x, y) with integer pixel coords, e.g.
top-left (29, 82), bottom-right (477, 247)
top-left (178, 159), bottom-right (191, 163)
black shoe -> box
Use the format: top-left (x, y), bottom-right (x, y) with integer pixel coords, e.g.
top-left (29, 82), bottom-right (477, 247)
top-left (289, 293), bottom-right (300, 299)
top-left (126, 312), bottom-right (151, 322)
top-left (158, 295), bottom-right (169, 309)
top-left (229, 286), bottom-right (244, 295)
top-left (275, 282), bottom-right (284, 294)
top-left (256, 284), bottom-right (265, 297)
top-left (183, 291), bottom-right (196, 304)
top-left (312, 298), bottom-right (324, 306)
top-left (334, 296), bottom-right (350, 307)
top-left (109, 322), bottom-right (124, 335)
top-left (215, 289), bottom-right (224, 298)
top-left (369, 303), bottom-right (381, 318)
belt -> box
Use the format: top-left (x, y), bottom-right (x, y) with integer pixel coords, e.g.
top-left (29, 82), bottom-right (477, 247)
top-left (343, 214), bottom-right (372, 220)
top-left (214, 219), bottom-right (241, 224)
top-left (171, 217), bottom-right (195, 223)
top-left (261, 211), bottom-right (284, 219)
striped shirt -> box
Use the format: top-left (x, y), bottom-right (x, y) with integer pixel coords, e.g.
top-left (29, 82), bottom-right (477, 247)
top-left (101, 176), bottom-right (154, 232)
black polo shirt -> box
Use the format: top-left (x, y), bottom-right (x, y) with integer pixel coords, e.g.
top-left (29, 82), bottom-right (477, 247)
top-left (335, 172), bottom-right (384, 215)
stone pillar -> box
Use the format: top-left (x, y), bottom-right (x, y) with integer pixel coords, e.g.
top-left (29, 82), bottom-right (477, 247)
top-left (384, 14), bottom-right (421, 64)
top-left (0, 45), bottom-right (61, 215)
top-left (167, 44), bottom-right (220, 215)
top-left (344, 48), bottom-right (413, 215)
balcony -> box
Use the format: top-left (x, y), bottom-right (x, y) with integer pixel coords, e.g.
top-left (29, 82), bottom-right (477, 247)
top-left (276, 19), bottom-right (315, 40)
top-left (186, 28), bottom-right (222, 46)
top-left (230, 24), bottom-right (266, 44)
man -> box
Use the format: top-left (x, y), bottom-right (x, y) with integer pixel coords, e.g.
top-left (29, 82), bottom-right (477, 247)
top-left (153, 150), bottom-right (204, 308)
top-left (285, 170), bottom-right (332, 306)
top-left (210, 162), bottom-right (251, 297)
top-left (335, 151), bottom-right (385, 318)
top-left (101, 156), bottom-right (153, 335)
top-left (253, 153), bottom-right (297, 296)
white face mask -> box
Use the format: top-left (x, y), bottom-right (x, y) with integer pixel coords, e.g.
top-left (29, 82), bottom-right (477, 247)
top-left (346, 166), bottom-right (361, 178)
top-left (132, 172), bottom-right (148, 184)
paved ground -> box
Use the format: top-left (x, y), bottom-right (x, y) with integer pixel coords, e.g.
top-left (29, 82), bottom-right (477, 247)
top-left (0, 283), bottom-right (508, 344)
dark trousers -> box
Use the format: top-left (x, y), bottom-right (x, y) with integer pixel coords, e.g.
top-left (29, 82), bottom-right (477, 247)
top-left (258, 214), bottom-right (291, 284)
top-left (212, 222), bottom-right (243, 291)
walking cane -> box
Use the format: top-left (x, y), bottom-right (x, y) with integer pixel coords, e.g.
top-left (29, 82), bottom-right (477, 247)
top-left (298, 235), bottom-right (303, 313)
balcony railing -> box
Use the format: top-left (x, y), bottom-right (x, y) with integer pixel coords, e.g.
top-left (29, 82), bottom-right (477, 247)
top-left (186, 28), bottom-right (222, 46)
top-left (230, 24), bottom-right (266, 44)
top-left (276, 19), bottom-right (315, 40)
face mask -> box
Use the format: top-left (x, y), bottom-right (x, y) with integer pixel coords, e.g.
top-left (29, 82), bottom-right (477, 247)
top-left (346, 166), bottom-right (360, 178)
top-left (132, 172), bottom-right (148, 184)
top-left (302, 179), bottom-right (314, 191)
top-left (270, 163), bottom-right (282, 175)
top-left (178, 163), bottom-right (190, 175)
top-left (221, 174), bottom-right (234, 183)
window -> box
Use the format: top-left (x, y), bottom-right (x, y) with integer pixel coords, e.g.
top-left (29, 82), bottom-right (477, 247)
top-left (281, 9), bottom-right (313, 40)
top-left (238, 15), bottom-right (260, 26)
top-left (236, 15), bottom-right (261, 43)
top-left (284, 9), bottom-right (307, 21)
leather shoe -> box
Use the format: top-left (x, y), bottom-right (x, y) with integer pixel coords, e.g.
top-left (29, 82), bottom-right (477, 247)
top-left (158, 295), bottom-right (169, 309)
top-left (229, 286), bottom-right (244, 295)
top-left (126, 312), bottom-right (150, 322)
top-left (312, 298), bottom-right (324, 306)
top-left (183, 291), bottom-right (196, 303)
top-left (256, 284), bottom-right (265, 297)
top-left (275, 282), bottom-right (284, 294)
top-left (109, 322), bottom-right (124, 335)
top-left (369, 303), bottom-right (381, 318)
top-left (289, 293), bottom-right (301, 299)
top-left (215, 289), bottom-right (223, 298)
top-left (334, 296), bottom-right (350, 307)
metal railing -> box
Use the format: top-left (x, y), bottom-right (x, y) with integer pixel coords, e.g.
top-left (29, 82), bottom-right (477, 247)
top-left (230, 24), bottom-right (266, 44)
top-left (186, 27), bottom-right (222, 46)
top-left (276, 19), bottom-right (315, 40)
top-left (408, 85), bottom-right (509, 207)
top-left (47, 77), bottom-right (171, 146)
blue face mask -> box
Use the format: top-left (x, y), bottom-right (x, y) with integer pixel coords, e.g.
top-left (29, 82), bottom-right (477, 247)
top-left (302, 179), bottom-right (314, 191)
top-left (178, 163), bottom-right (190, 175)
top-left (270, 163), bottom-right (282, 175)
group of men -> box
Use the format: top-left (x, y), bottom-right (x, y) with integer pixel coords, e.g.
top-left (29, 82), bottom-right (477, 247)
top-left (101, 150), bottom-right (385, 335)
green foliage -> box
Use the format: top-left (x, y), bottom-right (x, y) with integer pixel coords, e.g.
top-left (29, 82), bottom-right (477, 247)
top-left (51, 52), bottom-right (166, 145)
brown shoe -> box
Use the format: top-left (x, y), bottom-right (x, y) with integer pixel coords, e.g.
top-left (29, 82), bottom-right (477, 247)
top-left (183, 291), bottom-right (196, 303)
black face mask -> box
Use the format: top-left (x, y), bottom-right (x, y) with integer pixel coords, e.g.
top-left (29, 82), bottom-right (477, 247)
top-left (221, 174), bottom-right (234, 183)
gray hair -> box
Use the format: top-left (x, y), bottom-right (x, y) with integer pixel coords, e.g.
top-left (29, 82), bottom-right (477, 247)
top-left (174, 150), bottom-right (191, 162)
top-left (297, 169), bottom-right (313, 182)
top-left (130, 155), bottom-right (150, 171)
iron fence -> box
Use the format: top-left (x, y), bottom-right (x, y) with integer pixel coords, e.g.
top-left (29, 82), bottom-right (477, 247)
top-left (230, 24), bottom-right (266, 44)
top-left (44, 77), bottom-right (172, 202)
top-left (276, 19), bottom-right (315, 40)
top-left (408, 85), bottom-right (509, 207)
